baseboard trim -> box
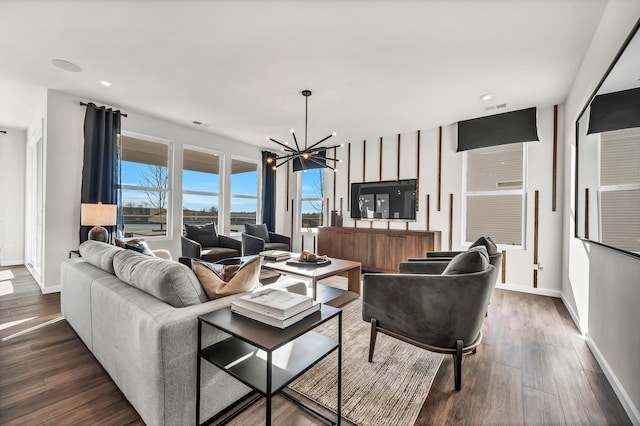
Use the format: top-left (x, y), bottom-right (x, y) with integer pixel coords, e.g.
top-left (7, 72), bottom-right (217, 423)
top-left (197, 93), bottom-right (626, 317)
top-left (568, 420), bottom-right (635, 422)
top-left (40, 285), bottom-right (61, 294)
top-left (0, 259), bottom-right (24, 267)
top-left (585, 334), bottom-right (640, 425)
top-left (560, 293), bottom-right (586, 335)
top-left (498, 283), bottom-right (562, 298)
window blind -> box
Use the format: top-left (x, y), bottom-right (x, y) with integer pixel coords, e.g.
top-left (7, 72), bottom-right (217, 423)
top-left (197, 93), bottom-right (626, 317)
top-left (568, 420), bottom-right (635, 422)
top-left (600, 127), bottom-right (640, 186)
top-left (183, 149), bottom-right (219, 174)
top-left (601, 189), bottom-right (640, 252)
top-left (466, 194), bottom-right (523, 246)
top-left (466, 144), bottom-right (523, 192)
top-left (121, 135), bottom-right (168, 166)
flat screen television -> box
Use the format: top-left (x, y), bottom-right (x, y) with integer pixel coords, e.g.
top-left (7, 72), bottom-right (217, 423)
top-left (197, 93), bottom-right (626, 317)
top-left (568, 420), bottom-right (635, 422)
top-left (350, 179), bottom-right (417, 220)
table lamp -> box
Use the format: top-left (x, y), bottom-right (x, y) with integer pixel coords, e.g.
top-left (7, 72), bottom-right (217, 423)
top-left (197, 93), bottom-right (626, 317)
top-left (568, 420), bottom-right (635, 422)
top-left (81, 202), bottom-right (117, 242)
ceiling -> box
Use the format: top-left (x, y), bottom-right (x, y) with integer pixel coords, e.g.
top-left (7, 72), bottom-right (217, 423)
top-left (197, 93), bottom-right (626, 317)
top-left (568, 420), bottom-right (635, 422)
top-left (0, 0), bottom-right (609, 148)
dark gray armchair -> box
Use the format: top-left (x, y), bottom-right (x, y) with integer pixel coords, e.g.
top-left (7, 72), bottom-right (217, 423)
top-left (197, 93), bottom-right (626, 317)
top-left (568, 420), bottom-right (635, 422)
top-left (181, 223), bottom-right (241, 262)
top-left (241, 223), bottom-right (290, 256)
top-left (363, 251), bottom-right (495, 391)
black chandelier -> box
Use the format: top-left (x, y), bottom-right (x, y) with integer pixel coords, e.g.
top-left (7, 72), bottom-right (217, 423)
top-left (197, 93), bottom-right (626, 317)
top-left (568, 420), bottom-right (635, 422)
top-left (266, 90), bottom-right (343, 172)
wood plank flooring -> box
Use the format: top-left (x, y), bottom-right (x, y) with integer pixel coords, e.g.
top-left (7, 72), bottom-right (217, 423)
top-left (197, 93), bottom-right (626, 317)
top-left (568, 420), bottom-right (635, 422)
top-left (0, 265), bottom-right (631, 425)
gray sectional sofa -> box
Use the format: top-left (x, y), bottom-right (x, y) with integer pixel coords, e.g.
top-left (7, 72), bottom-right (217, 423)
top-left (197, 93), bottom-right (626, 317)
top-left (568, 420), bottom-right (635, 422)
top-left (61, 240), bottom-right (306, 425)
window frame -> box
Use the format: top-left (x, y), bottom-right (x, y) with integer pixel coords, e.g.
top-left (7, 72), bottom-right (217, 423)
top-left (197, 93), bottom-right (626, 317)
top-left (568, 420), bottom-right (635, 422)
top-left (298, 167), bottom-right (326, 232)
top-left (461, 142), bottom-right (528, 249)
top-left (120, 131), bottom-right (173, 241)
top-left (181, 145), bottom-right (223, 231)
top-left (229, 155), bottom-right (261, 235)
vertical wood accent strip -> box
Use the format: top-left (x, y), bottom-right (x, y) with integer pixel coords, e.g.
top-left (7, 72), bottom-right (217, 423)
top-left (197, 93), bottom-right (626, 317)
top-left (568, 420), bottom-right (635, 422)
top-left (448, 193), bottom-right (453, 250)
top-left (397, 134), bottom-right (401, 181)
top-left (333, 147), bottom-right (337, 210)
top-left (369, 221), bottom-right (373, 229)
top-left (347, 143), bottom-right (351, 211)
top-left (426, 194), bottom-right (431, 230)
top-left (534, 190), bottom-right (539, 288)
top-left (501, 250), bottom-right (507, 284)
top-left (286, 162), bottom-right (290, 211)
top-left (301, 235), bottom-right (304, 251)
top-left (326, 197), bottom-right (330, 226)
top-left (552, 105), bottom-right (558, 212)
top-left (340, 197), bottom-right (343, 214)
top-left (290, 199), bottom-right (294, 239)
top-left (387, 221), bottom-right (390, 230)
top-left (313, 235), bottom-right (316, 253)
top-left (379, 137), bottom-right (383, 181)
top-left (438, 126), bottom-right (443, 211)
top-left (405, 222), bottom-right (409, 231)
top-left (363, 140), bottom-right (367, 182)
top-left (416, 130), bottom-right (421, 211)
top-left (584, 188), bottom-right (589, 239)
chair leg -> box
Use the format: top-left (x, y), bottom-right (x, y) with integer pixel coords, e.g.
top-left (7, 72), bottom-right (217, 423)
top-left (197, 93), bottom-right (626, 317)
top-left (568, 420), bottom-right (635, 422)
top-left (453, 340), bottom-right (463, 391)
top-left (368, 318), bottom-right (378, 363)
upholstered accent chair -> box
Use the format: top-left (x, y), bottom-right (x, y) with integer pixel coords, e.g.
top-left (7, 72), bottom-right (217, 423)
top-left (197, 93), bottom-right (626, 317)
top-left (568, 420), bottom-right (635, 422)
top-left (241, 223), bottom-right (290, 256)
top-left (180, 223), bottom-right (241, 262)
top-left (363, 247), bottom-right (496, 390)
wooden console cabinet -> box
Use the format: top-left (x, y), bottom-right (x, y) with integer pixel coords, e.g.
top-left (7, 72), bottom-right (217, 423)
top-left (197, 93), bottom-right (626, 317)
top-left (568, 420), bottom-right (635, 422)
top-left (317, 227), bottom-right (441, 273)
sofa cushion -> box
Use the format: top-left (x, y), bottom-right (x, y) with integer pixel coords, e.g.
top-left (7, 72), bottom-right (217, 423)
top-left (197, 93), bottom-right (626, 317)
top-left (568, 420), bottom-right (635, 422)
top-left (470, 236), bottom-right (498, 256)
top-left (442, 246), bottom-right (489, 275)
top-left (113, 250), bottom-right (207, 307)
top-left (185, 223), bottom-right (219, 247)
top-left (191, 256), bottom-right (261, 300)
top-left (79, 240), bottom-right (123, 274)
top-left (244, 223), bottom-right (270, 243)
top-left (201, 247), bottom-right (240, 262)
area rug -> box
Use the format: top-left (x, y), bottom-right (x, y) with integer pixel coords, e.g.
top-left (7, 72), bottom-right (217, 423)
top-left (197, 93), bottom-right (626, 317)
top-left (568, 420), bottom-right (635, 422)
top-left (288, 300), bottom-right (444, 426)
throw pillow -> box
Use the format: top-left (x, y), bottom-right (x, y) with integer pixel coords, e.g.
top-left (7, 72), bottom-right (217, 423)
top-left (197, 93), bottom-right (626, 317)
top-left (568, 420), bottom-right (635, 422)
top-left (184, 223), bottom-right (219, 247)
top-left (442, 246), bottom-right (489, 275)
top-left (244, 223), bottom-right (270, 243)
top-left (470, 236), bottom-right (498, 256)
top-left (192, 256), bottom-right (261, 300)
top-left (116, 238), bottom-right (156, 256)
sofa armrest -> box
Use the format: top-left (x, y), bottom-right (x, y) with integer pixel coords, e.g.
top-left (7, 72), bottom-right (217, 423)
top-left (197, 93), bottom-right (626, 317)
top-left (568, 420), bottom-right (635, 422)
top-left (426, 250), bottom-right (463, 258)
top-left (181, 235), bottom-right (202, 259)
top-left (242, 232), bottom-right (265, 256)
top-left (218, 234), bottom-right (242, 252)
top-left (268, 232), bottom-right (290, 246)
top-left (153, 249), bottom-right (172, 260)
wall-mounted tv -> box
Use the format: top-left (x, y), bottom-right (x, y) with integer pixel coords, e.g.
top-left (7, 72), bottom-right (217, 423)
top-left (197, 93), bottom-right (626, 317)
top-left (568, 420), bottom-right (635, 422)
top-left (350, 179), bottom-right (417, 221)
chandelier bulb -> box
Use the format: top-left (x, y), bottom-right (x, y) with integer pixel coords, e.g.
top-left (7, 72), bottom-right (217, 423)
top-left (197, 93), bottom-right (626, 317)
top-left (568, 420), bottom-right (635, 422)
top-left (339, 160), bottom-right (344, 163)
top-left (302, 153), bottom-right (309, 159)
top-left (265, 136), bottom-right (270, 140)
top-left (272, 166), bottom-right (277, 171)
top-left (266, 158), bottom-right (273, 163)
top-left (332, 132), bottom-right (337, 136)
top-left (290, 128), bottom-right (295, 134)
top-left (333, 169), bottom-right (338, 173)
top-left (340, 144), bottom-right (345, 147)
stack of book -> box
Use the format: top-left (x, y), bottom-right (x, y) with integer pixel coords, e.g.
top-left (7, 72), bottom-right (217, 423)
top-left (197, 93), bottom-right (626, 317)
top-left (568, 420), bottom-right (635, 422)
top-left (259, 250), bottom-right (291, 261)
top-left (231, 288), bottom-right (320, 328)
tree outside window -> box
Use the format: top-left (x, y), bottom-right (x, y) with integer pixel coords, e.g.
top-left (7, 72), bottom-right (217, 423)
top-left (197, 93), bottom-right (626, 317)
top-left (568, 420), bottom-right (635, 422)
top-left (300, 168), bottom-right (325, 229)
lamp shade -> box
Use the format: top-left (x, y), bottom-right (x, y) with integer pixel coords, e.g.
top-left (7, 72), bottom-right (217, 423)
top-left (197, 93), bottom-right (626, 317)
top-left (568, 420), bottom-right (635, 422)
top-left (81, 203), bottom-right (117, 226)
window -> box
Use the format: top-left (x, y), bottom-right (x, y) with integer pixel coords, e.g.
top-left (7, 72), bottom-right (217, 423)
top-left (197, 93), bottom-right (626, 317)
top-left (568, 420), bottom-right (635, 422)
top-left (464, 143), bottom-right (525, 246)
top-left (230, 158), bottom-right (258, 232)
top-left (121, 134), bottom-right (171, 238)
top-left (183, 147), bottom-right (221, 230)
top-left (599, 127), bottom-right (640, 252)
top-left (300, 168), bottom-right (325, 229)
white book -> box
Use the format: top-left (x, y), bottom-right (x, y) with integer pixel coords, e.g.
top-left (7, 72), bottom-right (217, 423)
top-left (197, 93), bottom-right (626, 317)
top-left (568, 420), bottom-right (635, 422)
top-left (231, 301), bottom-right (321, 328)
top-left (236, 288), bottom-right (313, 318)
top-left (259, 250), bottom-right (291, 261)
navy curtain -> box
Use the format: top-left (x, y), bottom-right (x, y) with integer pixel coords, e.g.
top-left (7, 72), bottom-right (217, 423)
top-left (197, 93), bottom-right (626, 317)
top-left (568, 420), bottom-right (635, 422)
top-left (261, 151), bottom-right (277, 231)
top-left (80, 103), bottom-right (122, 244)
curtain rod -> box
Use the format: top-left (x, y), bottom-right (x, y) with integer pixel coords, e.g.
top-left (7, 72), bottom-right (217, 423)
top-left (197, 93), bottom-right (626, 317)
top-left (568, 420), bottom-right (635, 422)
top-left (80, 102), bottom-right (128, 117)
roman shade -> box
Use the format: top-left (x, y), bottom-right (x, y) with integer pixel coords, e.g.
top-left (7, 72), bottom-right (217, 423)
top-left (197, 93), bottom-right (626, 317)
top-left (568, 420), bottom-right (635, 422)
top-left (587, 87), bottom-right (640, 135)
top-left (457, 107), bottom-right (539, 152)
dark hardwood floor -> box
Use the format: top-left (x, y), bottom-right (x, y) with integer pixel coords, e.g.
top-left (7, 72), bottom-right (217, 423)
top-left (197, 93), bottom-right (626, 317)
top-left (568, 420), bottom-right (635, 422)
top-left (0, 265), bottom-right (630, 425)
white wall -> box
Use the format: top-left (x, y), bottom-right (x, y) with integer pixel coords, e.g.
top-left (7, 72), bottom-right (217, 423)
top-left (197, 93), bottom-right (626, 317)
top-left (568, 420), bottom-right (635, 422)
top-left (0, 128), bottom-right (26, 266)
top-left (38, 90), bottom-right (261, 292)
top-left (562, 1), bottom-right (640, 422)
top-left (281, 104), bottom-right (564, 294)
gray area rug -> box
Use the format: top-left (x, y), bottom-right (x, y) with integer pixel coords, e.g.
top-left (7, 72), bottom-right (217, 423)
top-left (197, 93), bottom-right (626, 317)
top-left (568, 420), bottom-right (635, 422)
top-left (288, 300), bottom-right (444, 426)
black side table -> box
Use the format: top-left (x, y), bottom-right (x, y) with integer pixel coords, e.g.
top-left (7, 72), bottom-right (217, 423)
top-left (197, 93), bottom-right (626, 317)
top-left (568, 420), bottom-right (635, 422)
top-left (197, 305), bottom-right (342, 426)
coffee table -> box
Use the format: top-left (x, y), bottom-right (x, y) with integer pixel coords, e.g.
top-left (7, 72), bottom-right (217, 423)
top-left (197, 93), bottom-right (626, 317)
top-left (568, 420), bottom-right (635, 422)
top-left (261, 254), bottom-right (362, 300)
top-left (196, 305), bottom-right (342, 425)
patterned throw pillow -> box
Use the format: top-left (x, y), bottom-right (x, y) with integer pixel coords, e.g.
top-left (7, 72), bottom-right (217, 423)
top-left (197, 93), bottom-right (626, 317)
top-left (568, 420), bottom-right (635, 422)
top-left (191, 256), bottom-right (261, 300)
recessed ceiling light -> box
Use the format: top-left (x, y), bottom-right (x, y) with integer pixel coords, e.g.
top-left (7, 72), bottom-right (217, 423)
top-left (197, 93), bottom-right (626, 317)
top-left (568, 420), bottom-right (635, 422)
top-left (51, 59), bottom-right (82, 72)
top-left (99, 80), bottom-right (112, 87)
top-left (479, 94), bottom-right (492, 101)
